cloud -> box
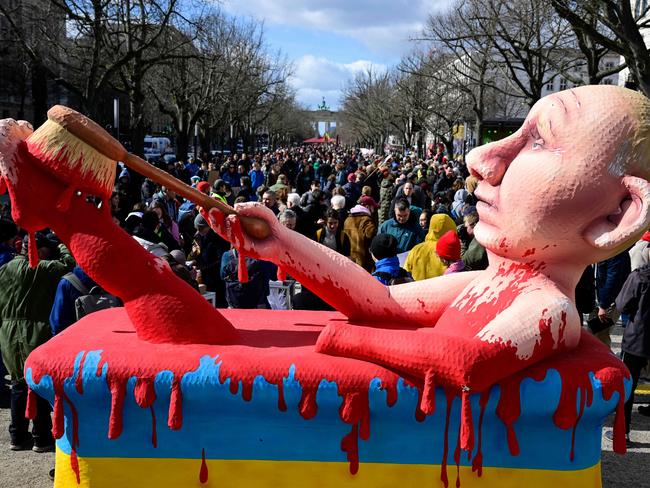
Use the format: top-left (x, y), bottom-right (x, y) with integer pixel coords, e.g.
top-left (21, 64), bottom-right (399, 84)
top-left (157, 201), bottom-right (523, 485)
top-left (222, 0), bottom-right (448, 56)
top-left (289, 55), bottom-right (387, 109)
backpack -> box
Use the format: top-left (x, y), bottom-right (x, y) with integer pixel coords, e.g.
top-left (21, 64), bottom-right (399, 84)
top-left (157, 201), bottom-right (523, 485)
top-left (63, 273), bottom-right (122, 320)
top-left (372, 267), bottom-right (414, 285)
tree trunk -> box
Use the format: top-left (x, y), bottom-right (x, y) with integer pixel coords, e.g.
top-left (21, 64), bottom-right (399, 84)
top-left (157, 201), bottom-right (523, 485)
top-left (176, 130), bottom-right (190, 162)
top-left (31, 61), bottom-right (48, 127)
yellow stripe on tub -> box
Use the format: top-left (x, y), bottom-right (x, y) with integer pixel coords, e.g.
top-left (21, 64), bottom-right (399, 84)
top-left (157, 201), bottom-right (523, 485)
top-left (54, 449), bottom-right (602, 488)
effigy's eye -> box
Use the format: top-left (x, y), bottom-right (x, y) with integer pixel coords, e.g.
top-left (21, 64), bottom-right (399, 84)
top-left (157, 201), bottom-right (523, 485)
top-left (530, 125), bottom-right (545, 150)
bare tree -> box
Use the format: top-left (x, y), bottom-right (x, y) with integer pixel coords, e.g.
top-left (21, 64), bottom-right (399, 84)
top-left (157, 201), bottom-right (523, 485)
top-left (0, 0), bottom-right (193, 135)
top-left (147, 13), bottom-right (291, 158)
top-left (551, 0), bottom-right (650, 95)
top-left (419, 2), bottom-right (517, 146)
top-left (340, 67), bottom-right (394, 152)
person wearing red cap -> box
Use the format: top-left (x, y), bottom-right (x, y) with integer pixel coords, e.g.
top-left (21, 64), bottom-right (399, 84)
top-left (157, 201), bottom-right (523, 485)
top-left (436, 230), bottom-right (465, 274)
top-left (196, 181), bottom-right (211, 195)
top-left (343, 172), bottom-right (360, 208)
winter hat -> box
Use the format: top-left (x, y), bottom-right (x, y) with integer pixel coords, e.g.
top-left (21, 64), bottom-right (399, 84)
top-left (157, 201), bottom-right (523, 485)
top-left (0, 219), bottom-right (18, 242)
top-left (190, 175), bottom-right (201, 183)
top-left (197, 181), bottom-right (211, 194)
top-left (358, 195), bottom-right (379, 209)
top-left (194, 213), bottom-right (209, 230)
top-left (347, 173), bottom-right (357, 183)
top-left (170, 249), bottom-right (187, 265)
top-left (436, 230), bottom-right (461, 262)
top-left (370, 233), bottom-right (398, 260)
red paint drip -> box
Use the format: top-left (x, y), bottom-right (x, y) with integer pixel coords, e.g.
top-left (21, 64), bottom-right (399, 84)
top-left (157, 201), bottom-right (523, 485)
top-left (70, 448), bottom-right (80, 484)
top-left (382, 378), bottom-right (398, 407)
top-left (75, 352), bottom-right (87, 394)
top-left (27, 230), bottom-right (39, 268)
top-left (96, 357), bottom-right (107, 377)
top-left (596, 369), bottom-right (628, 454)
top-left (299, 387), bottom-right (318, 419)
top-left (471, 390), bottom-right (490, 476)
top-left (107, 377), bottom-right (126, 439)
top-left (277, 381), bottom-right (287, 412)
top-left (570, 386), bottom-right (587, 461)
top-left (420, 369), bottom-right (436, 415)
top-left (229, 378), bottom-right (239, 395)
top-left (241, 378), bottom-right (254, 402)
top-left (440, 391), bottom-right (454, 488)
top-left (199, 448), bottom-right (209, 484)
top-left (52, 392), bottom-right (64, 439)
top-left (230, 220), bottom-right (249, 283)
top-left (522, 248), bottom-right (536, 257)
top-left (168, 377), bottom-right (183, 430)
top-left (134, 377), bottom-right (156, 408)
top-left (495, 378), bottom-right (521, 456)
top-left (453, 422), bottom-right (462, 488)
top-left (25, 388), bottom-right (38, 420)
top-left (340, 423), bottom-right (359, 475)
top-left (459, 390), bottom-right (474, 453)
top-left (150, 406), bottom-right (158, 448)
top-left (61, 390), bottom-right (81, 484)
top-left (62, 392), bottom-right (80, 449)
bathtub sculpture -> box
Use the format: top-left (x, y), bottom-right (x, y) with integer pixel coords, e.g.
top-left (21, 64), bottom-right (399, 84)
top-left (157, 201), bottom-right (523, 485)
top-left (0, 85), bottom-right (645, 487)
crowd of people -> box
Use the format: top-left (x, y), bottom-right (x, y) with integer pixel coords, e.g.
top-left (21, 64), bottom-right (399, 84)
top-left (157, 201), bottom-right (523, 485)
top-left (0, 140), bottom-right (648, 455)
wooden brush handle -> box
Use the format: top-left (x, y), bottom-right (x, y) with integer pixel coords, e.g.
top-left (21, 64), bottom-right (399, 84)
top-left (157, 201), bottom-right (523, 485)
top-left (46, 105), bottom-right (270, 240)
top-left (124, 153), bottom-right (271, 240)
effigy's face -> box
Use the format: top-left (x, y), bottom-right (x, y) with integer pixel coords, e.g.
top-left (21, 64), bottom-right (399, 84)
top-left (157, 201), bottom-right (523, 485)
top-left (467, 87), bottom-right (638, 261)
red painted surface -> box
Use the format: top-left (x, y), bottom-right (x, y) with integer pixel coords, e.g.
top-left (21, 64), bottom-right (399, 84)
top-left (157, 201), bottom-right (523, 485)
top-left (24, 308), bottom-right (628, 485)
top-left (6, 142), bottom-right (237, 345)
top-left (2, 128), bottom-right (629, 486)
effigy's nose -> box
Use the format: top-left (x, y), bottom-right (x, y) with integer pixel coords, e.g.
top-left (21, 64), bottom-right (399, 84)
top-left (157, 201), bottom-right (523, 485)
top-left (466, 131), bottom-right (525, 186)
top-left (466, 147), bottom-right (507, 185)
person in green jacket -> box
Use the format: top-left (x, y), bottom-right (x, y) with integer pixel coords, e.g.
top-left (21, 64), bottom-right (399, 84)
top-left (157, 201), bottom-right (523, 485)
top-left (0, 233), bottom-right (75, 451)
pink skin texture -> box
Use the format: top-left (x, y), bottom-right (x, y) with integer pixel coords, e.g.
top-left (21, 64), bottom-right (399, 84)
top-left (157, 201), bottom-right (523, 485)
top-left (206, 85), bottom-right (650, 393)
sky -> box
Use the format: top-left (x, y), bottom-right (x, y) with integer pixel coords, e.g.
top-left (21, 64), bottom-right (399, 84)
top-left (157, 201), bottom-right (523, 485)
top-left (221, 0), bottom-right (452, 110)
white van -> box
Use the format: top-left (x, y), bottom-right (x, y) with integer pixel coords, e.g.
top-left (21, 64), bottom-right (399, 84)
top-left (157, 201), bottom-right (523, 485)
top-left (144, 136), bottom-right (172, 158)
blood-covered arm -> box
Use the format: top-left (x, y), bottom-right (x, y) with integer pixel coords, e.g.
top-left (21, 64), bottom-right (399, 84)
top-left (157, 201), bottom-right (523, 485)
top-left (316, 291), bottom-right (581, 392)
top-left (205, 203), bottom-right (477, 325)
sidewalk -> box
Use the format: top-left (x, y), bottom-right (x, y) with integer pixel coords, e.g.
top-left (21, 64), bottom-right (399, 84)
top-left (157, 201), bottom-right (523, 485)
top-left (0, 325), bottom-right (647, 487)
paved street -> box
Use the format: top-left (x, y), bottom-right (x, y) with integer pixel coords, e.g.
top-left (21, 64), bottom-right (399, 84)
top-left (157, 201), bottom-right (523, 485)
top-left (0, 325), bottom-right (648, 488)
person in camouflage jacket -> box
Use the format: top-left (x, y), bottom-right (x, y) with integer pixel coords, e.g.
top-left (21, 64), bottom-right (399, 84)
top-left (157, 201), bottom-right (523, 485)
top-left (0, 234), bottom-right (75, 450)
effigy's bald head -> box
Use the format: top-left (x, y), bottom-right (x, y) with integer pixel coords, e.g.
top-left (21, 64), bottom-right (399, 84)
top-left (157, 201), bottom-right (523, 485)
top-left (467, 85), bottom-right (650, 264)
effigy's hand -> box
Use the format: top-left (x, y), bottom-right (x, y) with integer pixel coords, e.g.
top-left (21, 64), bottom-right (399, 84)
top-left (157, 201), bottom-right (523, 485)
top-left (203, 202), bottom-right (284, 262)
top-left (0, 119), bottom-right (33, 187)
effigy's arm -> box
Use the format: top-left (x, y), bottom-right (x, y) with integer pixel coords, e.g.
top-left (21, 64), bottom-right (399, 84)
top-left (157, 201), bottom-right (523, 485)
top-left (316, 291), bottom-right (582, 392)
top-left (204, 204), bottom-right (477, 325)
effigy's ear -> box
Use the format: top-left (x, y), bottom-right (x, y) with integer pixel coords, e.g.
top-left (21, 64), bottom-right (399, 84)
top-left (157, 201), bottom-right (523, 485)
top-left (583, 175), bottom-right (650, 252)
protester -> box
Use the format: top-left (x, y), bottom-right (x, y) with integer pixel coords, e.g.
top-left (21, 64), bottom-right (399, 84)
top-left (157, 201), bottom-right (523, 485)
top-left (315, 209), bottom-right (350, 257)
top-left (606, 254), bottom-right (650, 445)
top-left (436, 230), bottom-right (465, 274)
top-left (0, 233), bottom-right (75, 452)
top-left (378, 198), bottom-right (424, 255)
top-left (404, 213), bottom-right (456, 280)
top-left (344, 196), bottom-right (378, 271)
top-left (369, 234), bottom-right (412, 285)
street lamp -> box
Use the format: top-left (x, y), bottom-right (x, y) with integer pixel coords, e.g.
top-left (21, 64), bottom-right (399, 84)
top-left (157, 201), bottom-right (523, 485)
top-left (194, 122), bottom-right (199, 162)
top-left (113, 98), bottom-right (120, 141)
